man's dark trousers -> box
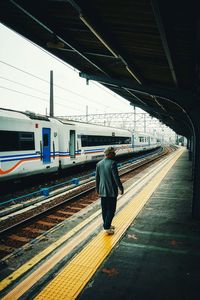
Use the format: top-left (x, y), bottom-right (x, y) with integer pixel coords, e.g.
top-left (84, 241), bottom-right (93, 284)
top-left (101, 197), bottom-right (117, 229)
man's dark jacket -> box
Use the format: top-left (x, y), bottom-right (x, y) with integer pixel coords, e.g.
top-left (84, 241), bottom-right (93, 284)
top-left (96, 158), bottom-right (123, 197)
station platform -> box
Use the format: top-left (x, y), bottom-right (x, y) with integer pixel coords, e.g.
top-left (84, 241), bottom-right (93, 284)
top-left (35, 148), bottom-right (198, 300)
top-left (77, 149), bottom-right (200, 300)
top-left (1, 148), bottom-right (200, 300)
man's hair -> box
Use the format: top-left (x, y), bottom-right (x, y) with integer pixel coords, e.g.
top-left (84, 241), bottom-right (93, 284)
top-left (104, 146), bottom-right (115, 155)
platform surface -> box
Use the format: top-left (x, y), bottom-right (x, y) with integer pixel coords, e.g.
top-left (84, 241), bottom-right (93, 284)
top-left (78, 150), bottom-right (200, 300)
top-left (2, 149), bottom-right (198, 300)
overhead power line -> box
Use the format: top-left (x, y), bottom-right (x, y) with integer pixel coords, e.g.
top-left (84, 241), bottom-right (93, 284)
top-left (0, 60), bottom-right (109, 108)
top-left (0, 75), bottom-right (105, 111)
top-left (0, 85), bottom-right (48, 102)
top-left (0, 85), bottom-right (84, 113)
top-left (0, 75), bottom-right (48, 95)
top-left (0, 60), bottom-right (49, 83)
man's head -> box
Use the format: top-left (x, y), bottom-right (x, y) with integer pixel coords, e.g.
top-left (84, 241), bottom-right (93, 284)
top-left (104, 146), bottom-right (116, 158)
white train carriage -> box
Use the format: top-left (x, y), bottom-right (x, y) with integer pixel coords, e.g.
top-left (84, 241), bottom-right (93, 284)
top-left (57, 119), bottom-right (133, 169)
top-left (133, 132), bottom-right (159, 151)
top-left (0, 107), bottom-right (161, 182)
top-left (0, 109), bottom-right (60, 181)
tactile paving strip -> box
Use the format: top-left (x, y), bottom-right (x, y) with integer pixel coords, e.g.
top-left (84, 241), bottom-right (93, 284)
top-left (0, 210), bottom-right (101, 295)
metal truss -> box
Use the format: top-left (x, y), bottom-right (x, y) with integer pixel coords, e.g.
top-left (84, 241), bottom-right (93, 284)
top-left (58, 111), bottom-right (175, 142)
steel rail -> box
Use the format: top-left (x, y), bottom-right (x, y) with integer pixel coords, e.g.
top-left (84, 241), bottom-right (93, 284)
top-left (0, 147), bottom-right (170, 236)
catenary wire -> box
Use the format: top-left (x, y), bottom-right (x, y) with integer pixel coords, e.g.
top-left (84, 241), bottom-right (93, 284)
top-left (0, 76), bottom-right (103, 111)
top-left (0, 85), bottom-right (85, 113)
top-left (0, 60), bottom-right (109, 109)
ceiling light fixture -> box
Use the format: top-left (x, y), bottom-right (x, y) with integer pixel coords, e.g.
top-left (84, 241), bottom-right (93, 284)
top-left (47, 34), bottom-right (65, 49)
top-left (47, 40), bottom-right (65, 49)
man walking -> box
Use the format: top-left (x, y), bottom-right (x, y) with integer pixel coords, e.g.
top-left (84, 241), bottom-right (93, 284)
top-left (95, 146), bottom-right (124, 235)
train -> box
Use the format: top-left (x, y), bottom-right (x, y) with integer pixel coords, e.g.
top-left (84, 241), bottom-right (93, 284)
top-left (0, 108), bottom-right (161, 182)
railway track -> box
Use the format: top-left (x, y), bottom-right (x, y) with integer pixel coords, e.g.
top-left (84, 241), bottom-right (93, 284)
top-left (0, 146), bottom-right (175, 260)
top-left (0, 147), bottom-right (163, 205)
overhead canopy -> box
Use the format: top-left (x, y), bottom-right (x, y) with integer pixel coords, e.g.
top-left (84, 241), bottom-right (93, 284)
top-left (0, 0), bottom-right (199, 138)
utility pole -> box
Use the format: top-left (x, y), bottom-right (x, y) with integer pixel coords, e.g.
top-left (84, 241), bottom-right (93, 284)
top-left (50, 70), bottom-right (54, 117)
top-left (86, 105), bottom-right (88, 122)
top-left (133, 106), bottom-right (136, 132)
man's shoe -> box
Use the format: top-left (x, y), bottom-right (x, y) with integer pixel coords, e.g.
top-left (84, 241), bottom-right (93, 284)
top-left (105, 229), bottom-right (114, 235)
top-left (110, 225), bottom-right (115, 230)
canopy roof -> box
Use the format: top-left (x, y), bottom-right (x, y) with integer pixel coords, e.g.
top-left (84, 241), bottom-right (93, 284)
top-left (1, 0), bottom-right (198, 137)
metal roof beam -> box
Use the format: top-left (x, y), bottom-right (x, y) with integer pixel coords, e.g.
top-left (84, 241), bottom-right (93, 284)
top-left (56, 47), bottom-right (115, 58)
top-left (10, 0), bottom-right (110, 77)
top-left (80, 72), bottom-right (193, 136)
top-left (124, 88), bottom-right (149, 108)
top-left (151, 0), bottom-right (178, 87)
top-left (79, 72), bottom-right (192, 108)
top-left (66, 0), bottom-right (142, 84)
top-left (79, 14), bottom-right (142, 84)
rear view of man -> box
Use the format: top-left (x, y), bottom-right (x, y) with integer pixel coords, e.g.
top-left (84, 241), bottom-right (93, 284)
top-left (95, 146), bottom-right (124, 235)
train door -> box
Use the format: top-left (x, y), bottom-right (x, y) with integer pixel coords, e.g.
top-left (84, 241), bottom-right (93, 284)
top-left (69, 130), bottom-right (76, 158)
top-left (42, 128), bottom-right (51, 163)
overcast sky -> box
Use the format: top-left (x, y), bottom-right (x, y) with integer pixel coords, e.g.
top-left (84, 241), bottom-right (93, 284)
top-left (0, 23), bottom-right (141, 117)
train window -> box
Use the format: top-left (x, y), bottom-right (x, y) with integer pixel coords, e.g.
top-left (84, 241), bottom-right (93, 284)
top-left (0, 130), bottom-right (35, 151)
top-left (81, 135), bottom-right (131, 147)
top-left (124, 137), bottom-right (131, 144)
top-left (19, 132), bottom-right (35, 150)
top-left (0, 131), bottom-right (19, 151)
top-left (43, 134), bottom-right (49, 147)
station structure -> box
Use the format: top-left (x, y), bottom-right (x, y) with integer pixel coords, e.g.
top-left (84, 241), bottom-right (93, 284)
top-left (59, 110), bottom-right (177, 144)
top-left (0, 2), bottom-right (200, 298)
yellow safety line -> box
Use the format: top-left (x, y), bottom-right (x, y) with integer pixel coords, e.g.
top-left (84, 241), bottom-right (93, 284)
top-left (0, 169), bottom-right (138, 297)
top-left (1, 178), bottom-right (143, 300)
top-left (1, 146), bottom-right (167, 294)
top-left (35, 149), bottom-right (184, 300)
top-left (0, 210), bottom-right (100, 292)
top-left (0, 148), bottom-right (183, 299)
top-left (1, 217), bottom-right (103, 300)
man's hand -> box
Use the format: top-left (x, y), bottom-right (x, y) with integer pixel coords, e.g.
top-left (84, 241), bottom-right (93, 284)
top-left (120, 187), bottom-right (124, 195)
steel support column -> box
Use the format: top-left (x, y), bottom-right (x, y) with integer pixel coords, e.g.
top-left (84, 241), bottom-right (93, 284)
top-left (190, 107), bottom-right (200, 219)
top-left (188, 137), bottom-right (193, 161)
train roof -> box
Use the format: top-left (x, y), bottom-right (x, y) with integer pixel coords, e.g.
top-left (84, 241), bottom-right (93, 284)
top-left (54, 117), bottom-right (75, 126)
top-left (0, 107), bottom-right (50, 121)
top-left (0, 108), bottom-right (156, 138)
top-left (57, 117), bottom-right (131, 133)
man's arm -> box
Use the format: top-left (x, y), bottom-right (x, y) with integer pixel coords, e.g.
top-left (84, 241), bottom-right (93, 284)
top-left (95, 165), bottom-right (100, 194)
top-left (111, 161), bottom-right (124, 194)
